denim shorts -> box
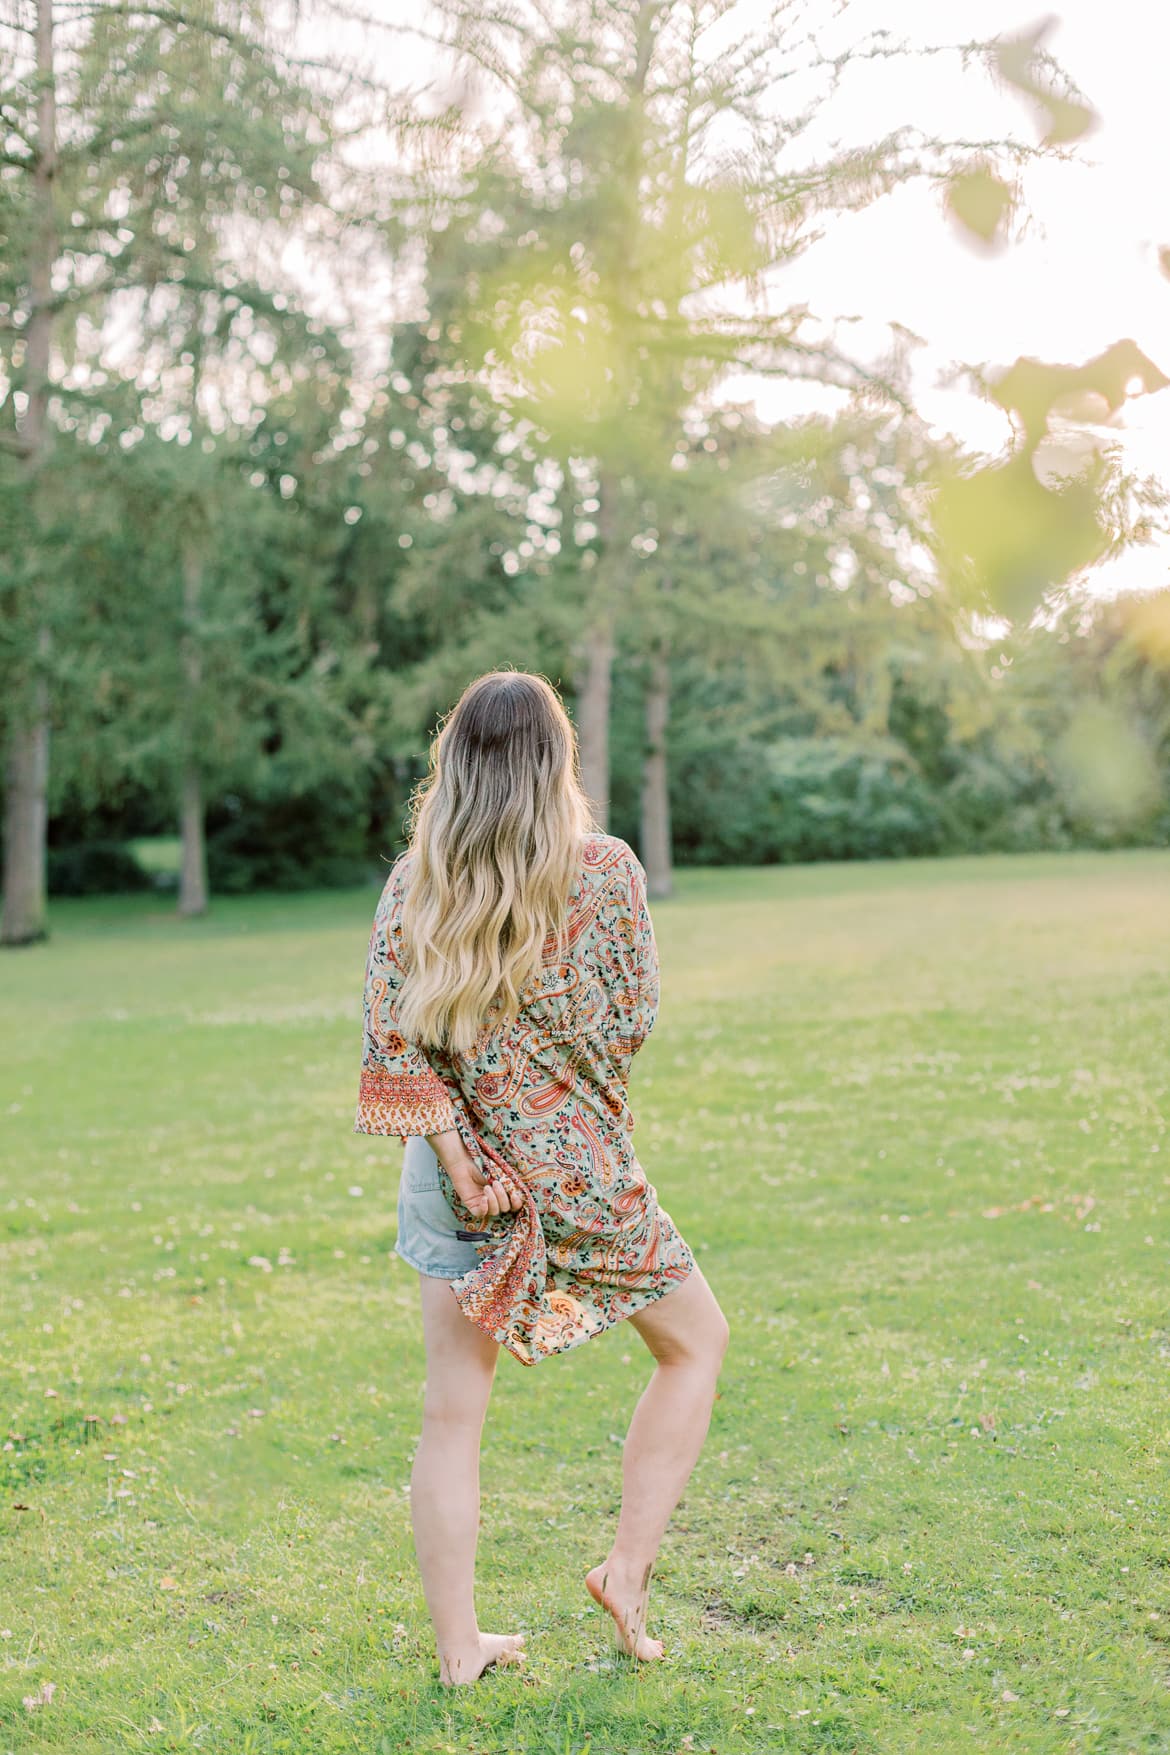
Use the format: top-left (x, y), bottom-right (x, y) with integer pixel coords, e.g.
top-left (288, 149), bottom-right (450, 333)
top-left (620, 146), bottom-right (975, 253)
top-left (395, 1135), bottom-right (484, 1279)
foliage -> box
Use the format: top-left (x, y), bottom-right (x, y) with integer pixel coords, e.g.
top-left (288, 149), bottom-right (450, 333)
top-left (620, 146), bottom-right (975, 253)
top-left (3, 2), bottom-right (1168, 911)
top-left (45, 839), bottom-right (153, 896)
top-left (205, 786), bottom-right (376, 893)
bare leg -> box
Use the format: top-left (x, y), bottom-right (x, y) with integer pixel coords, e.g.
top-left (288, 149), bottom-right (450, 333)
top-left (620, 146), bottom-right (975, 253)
top-left (586, 1265), bottom-right (730, 1659)
top-left (411, 1274), bottom-right (526, 1685)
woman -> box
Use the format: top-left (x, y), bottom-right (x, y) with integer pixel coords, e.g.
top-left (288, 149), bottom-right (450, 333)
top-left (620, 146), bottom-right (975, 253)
top-left (353, 670), bottom-right (729, 1686)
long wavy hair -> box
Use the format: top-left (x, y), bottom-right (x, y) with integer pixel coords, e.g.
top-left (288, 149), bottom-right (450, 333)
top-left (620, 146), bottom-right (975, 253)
top-left (395, 670), bottom-right (597, 1056)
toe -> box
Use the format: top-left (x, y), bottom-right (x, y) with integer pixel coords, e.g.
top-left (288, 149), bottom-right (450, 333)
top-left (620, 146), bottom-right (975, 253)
top-left (481, 1631), bottom-right (527, 1667)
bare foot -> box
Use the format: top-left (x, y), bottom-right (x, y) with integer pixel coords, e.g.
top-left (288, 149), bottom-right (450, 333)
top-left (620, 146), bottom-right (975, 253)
top-left (439, 1630), bottom-right (526, 1687)
top-left (585, 1562), bottom-right (665, 1661)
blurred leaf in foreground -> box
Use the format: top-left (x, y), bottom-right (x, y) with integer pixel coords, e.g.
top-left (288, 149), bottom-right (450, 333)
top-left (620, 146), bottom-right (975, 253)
top-left (990, 341), bottom-right (1169, 445)
top-left (1054, 701), bottom-right (1162, 832)
top-left (992, 17), bottom-right (1096, 145)
top-left (932, 452), bottom-right (1107, 621)
top-left (945, 164), bottom-right (1016, 248)
top-left (932, 337), bottom-right (1168, 619)
top-left (1126, 594), bottom-right (1170, 668)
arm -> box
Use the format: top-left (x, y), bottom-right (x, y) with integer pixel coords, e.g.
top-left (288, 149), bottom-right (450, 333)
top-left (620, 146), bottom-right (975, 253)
top-left (353, 870), bottom-right (460, 1139)
top-left (354, 870), bottom-right (522, 1219)
top-left (626, 849), bottom-right (660, 1052)
top-left (425, 1125), bottom-right (522, 1219)
top-left (597, 846), bottom-right (661, 1071)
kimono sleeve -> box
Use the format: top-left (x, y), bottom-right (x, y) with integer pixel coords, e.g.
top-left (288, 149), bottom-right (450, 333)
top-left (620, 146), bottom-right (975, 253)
top-left (626, 848), bottom-right (660, 1049)
top-left (353, 869), bottom-right (459, 1141)
top-left (600, 844), bottom-right (659, 1060)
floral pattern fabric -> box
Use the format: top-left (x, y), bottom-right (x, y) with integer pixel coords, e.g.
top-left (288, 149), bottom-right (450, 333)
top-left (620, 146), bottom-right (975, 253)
top-left (353, 833), bottom-right (696, 1365)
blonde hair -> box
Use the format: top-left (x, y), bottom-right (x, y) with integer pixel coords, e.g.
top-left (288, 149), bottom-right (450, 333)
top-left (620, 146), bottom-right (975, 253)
top-left (395, 670), bottom-right (597, 1056)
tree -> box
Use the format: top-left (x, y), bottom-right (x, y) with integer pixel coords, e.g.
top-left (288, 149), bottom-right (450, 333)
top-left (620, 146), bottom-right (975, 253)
top-left (391, 0), bottom-right (1068, 833)
top-left (1, 0), bottom-right (57, 942)
top-left (0, 0), bottom-right (346, 938)
top-left (616, 397), bottom-right (959, 884)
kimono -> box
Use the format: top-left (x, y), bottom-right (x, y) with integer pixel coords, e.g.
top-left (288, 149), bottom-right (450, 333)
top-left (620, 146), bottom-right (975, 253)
top-left (354, 833), bottom-right (695, 1364)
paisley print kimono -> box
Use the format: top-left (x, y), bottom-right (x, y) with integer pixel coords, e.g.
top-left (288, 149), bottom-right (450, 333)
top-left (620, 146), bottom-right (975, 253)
top-left (353, 833), bottom-right (695, 1365)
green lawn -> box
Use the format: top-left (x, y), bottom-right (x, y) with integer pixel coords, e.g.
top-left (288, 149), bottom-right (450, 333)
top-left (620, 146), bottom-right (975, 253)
top-left (2, 851), bottom-right (1169, 1755)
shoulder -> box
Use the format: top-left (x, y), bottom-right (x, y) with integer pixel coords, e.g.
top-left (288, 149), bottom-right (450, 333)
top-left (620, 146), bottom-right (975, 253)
top-left (579, 836), bottom-right (649, 927)
top-left (581, 833), bottom-right (645, 886)
top-left (372, 850), bottom-right (414, 923)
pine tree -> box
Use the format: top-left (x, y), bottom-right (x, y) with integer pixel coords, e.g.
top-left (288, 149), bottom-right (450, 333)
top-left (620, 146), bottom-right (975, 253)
top-left (0, 0), bottom-right (346, 938)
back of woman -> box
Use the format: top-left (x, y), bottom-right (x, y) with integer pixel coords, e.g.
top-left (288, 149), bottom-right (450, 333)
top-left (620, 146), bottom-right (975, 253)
top-left (352, 670), bottom-right (728, 1684)
top-left (358, 827), bottom-right (695, 1361)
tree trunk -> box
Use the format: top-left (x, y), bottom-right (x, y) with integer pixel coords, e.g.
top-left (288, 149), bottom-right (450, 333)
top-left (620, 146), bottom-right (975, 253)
top-left (178, 761), bottom-right (208, 917)
top-left (573, 14), bottom-right (655, 835)
top-left (574, 470), bottom-right (622, 829)
top-left (575, 609), bottom-right (615, 831)
top-left (1, 0), bottom-right (56, 948)
top-left (575, 470), bottom-right (620, 824)
top-left (177, 539), bottom-right (209, 917)
top-left (2, 665), bottom-right (50, 946)
top-left (640, 643), bottom-right (673, 898)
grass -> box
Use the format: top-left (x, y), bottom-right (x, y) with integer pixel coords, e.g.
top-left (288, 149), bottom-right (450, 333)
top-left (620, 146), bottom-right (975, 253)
top-left (2, 849), bottom-right (1169, 1755)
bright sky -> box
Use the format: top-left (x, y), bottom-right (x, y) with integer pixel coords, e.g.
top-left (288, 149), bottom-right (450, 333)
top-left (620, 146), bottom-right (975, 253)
top-left (719, 0), bottom-right (1170, 595)
top-left (365, 0), bottom-right (1170, 597)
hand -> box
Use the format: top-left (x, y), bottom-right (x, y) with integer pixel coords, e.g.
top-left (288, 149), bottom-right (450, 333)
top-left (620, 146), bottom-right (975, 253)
top-left (445, 1151), bottom-right (525, 1221)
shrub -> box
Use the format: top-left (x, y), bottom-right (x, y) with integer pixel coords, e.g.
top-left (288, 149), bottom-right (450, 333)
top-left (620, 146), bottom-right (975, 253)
top-left (205, 790), bottom-right (374, 893)
top-left (764, 738), bottom-right (947, 862)
top-left (669, 736), bottom-right (947, 866)
top-left (47, 841), bottom-right (153, 897)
